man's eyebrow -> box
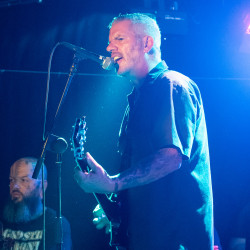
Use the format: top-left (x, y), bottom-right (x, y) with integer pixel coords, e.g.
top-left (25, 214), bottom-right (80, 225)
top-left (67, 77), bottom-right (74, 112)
top-left (9, 175), bottom-right (30, 179)
top-left (111, 31), bottom-right (125, 38)
top-left (108, 32), bottom-right (127, 44)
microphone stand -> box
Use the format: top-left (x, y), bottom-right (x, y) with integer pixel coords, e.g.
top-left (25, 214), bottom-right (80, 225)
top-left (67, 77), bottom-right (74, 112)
top-left (52, 57), bottom-right (80, 250)
top-left (33, 55), bottom-right (80, 179)
top-left (55, 153), bottom-right (63, 250)
top-left (33, 55), bottom-right (80, 250)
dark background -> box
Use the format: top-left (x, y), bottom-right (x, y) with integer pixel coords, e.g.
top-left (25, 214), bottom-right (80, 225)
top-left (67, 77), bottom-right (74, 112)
top-left (0, 0), bottom-right (250, 249)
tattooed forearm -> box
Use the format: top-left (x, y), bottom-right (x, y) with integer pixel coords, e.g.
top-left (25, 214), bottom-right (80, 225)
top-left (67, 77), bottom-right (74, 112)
top-left (115, 147), bottom-right (182, 191)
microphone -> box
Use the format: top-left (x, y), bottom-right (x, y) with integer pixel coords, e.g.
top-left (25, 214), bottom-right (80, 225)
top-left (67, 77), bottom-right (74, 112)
top-left (32, 134), bottom-right (68, 179)
top-left (60, 42), bottom-right (115, 71)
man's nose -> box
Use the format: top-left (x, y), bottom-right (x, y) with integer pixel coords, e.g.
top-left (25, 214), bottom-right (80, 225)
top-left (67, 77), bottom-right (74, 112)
top-left (13, 182), bottom-right (20, 188)
top-left (106, 42), bottom-right (116, 52)
top-left (10, 180), bottom-right (21, 188)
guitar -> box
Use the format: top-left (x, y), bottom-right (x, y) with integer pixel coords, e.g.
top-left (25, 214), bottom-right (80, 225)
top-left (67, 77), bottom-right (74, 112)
top-left (72, 117), bottom-right (126, 249)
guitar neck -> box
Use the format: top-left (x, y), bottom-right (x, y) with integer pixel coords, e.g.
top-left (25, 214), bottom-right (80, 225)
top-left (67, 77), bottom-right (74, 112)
top-left (72, 117), bottom-right (125, 249)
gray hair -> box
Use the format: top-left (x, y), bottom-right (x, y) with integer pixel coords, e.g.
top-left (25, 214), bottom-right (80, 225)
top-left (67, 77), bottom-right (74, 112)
top-left (109, 13), bottom-right (161, 57)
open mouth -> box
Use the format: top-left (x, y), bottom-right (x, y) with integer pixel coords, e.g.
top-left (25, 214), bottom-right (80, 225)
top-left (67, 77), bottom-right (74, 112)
top-left (113, 56), bottom-right (123, 63)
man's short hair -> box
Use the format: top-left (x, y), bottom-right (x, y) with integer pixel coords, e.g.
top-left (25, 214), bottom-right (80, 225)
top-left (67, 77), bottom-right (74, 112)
top-left (109, 13), bottom-right (161, 56)
top-left (14, 157), bottom-right (47, 181)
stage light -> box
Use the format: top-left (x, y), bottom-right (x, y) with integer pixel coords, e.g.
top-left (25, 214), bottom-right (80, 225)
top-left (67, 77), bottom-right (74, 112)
top-left (243, 14), bottom-right (250, 35)
top-left (246, 24), bottom-right (250, 35)
top-left (239, 11), bottom-right (250, 53)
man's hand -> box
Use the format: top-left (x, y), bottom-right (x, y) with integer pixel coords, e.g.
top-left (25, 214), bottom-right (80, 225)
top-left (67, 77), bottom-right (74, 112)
top-left (93, 204), bottom-right (110, 234)
top-left (74, 152), bottom-right (116, 193)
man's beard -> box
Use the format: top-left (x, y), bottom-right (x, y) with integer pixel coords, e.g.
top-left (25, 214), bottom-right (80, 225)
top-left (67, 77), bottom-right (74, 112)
top-left (3, 189), bottom-right (43, 223)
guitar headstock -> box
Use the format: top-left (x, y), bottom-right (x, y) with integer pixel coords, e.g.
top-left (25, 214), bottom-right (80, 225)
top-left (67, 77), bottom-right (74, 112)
top-left (72, 117), bottom-right (87, 164)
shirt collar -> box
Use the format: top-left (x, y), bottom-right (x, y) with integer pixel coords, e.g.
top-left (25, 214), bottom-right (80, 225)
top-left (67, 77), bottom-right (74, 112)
top-left (146, 60), bottom-right (169, 85)
top-left (127, 61), bottom-right (169, 106)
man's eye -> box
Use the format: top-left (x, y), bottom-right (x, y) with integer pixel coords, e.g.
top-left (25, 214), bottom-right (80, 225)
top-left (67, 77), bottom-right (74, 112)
top-left (116, 37), bottom-right (124, 41)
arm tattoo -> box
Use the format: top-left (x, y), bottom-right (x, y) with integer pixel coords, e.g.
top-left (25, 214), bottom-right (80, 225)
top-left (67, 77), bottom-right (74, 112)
top-left (117, 147), bottom-right (182, 191)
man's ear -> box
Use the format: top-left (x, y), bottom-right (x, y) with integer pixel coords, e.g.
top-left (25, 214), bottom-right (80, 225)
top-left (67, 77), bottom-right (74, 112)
top-left (143, 36), bottom-right (154, 53)
top-left (40, 180), bottom-right (48, 199)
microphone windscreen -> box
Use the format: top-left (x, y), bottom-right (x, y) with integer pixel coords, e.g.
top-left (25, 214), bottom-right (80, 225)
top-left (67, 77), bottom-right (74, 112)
top-left (102, 57), bottom-right (116, 71)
